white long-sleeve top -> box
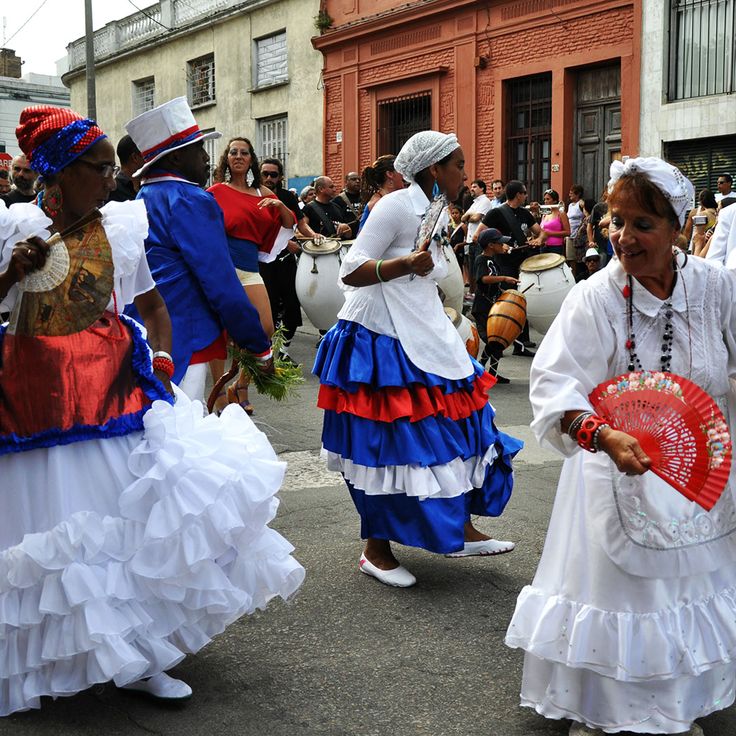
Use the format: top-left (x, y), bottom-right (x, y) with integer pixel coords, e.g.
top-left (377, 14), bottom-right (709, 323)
top-left (338, 183), bottom-right (473, 380)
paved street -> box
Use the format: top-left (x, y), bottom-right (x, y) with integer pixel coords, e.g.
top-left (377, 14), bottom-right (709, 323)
top-left (4, 324), bottom-right (736, 736)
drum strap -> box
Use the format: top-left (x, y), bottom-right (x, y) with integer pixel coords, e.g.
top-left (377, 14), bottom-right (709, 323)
top-left (498, 204), bottom-right (529, 249)
top-left (308, 201), bottom-right (338, 236)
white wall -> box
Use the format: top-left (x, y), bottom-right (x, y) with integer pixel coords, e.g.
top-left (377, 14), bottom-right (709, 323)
top-left (639, 0), bottom-right (736, 155)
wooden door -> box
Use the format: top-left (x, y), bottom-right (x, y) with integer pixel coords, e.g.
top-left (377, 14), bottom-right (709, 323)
top-left (574, 65), bottom-right (621, 200)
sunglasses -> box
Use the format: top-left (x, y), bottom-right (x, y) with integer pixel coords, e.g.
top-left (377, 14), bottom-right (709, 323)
top-left (261, 170), bottom-right (280, 179)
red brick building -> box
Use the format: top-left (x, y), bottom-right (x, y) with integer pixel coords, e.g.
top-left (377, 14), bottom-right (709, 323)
top-left (312, 0), bottom-right (642, 201)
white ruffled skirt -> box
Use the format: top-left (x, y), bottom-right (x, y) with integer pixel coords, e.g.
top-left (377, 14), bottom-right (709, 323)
top-left (506, 451), bottom-right (736, 733)
top-left (0, 392), bottom-right (305, 716)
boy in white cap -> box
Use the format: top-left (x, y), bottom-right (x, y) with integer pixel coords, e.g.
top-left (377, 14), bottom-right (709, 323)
top-left (125, 97), bottom-right (272, 399)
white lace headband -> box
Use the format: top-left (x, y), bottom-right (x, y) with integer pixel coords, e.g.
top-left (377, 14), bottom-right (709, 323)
top-left (608, 157), bottom-right (694, 227)
top-left (394, 131), bottom-right (459, 184)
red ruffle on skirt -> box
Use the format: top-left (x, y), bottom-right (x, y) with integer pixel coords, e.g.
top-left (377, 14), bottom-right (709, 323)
top-left (317, 370), bottom-right (495, 423)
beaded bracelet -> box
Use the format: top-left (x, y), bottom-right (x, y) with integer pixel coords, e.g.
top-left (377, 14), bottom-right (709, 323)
top-left (566, 411), bottom-right (593, 441)
top-left (152, 356), bottom-right (175, 379)
top-left (376, 259), bottom-right (387, 283)
top-left (576, 414), bottom-right (610, 453)
top-left (152, 350), bottom-right (173, 362)
top-left (591, 422), bottom-right (611, 453)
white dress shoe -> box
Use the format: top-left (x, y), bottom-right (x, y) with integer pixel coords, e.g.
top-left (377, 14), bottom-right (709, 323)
top-left (445, 538), bottom-right (516, 557)
top-left (122, 672), bottom-right (193, 700)
top-left (359, 554), bottom-right (416, 587)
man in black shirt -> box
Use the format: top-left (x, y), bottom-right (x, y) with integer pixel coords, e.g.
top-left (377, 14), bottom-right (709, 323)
top-left (259, 158), bottom-right (319, 363)
top-left (303, 176), bottom-right (357, 238)
top-left (108, 135), bottom-right (144, 202)
top-left (332, 171), bottom-right (363, 223)
top-left (1, 154), bottom-right (37, 206)
top-left (475, 180), bottom-right (541, 354)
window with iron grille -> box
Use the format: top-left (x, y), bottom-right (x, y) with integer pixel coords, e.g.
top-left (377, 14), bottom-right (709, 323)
top-left (377, 93), bottom-right (431, 156)
top-left (664, 134), bottom-right (736, 192)
top-left (505, 73), bottom-right (552, 202)
top-left (257, 116), bottom-right (288, 176)
top-left (668, 0), bottom-right (736, 100)
top-left (254, 32), bottom-right (288, 88)
top-left (187, 54), bottom-right (215, 107)
top-left (132, 77), bottom-right (155, 116)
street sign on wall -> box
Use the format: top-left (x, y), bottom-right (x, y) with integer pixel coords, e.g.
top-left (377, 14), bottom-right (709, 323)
top-left (0, 153), bottom-right (11, 171)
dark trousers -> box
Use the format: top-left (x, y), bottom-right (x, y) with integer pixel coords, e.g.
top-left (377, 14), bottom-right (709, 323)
top-left (260, 253), bottom-right (302, 342)
top-left (473, 311), bottom-right (506, 376)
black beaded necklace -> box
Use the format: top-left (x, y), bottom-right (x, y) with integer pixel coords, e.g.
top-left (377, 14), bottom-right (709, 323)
top-left (624, 260), bottom-right (678, 373)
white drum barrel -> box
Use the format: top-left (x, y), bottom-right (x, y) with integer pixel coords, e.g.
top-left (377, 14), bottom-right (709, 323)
top-left (518, 253), bottom-right (574, 335)
top-left (437, 242), bottom-right (464, 315)
top-left (295, 239), bottom-right (347, 331)
top-left (444, 307), bottom-right (480, 359)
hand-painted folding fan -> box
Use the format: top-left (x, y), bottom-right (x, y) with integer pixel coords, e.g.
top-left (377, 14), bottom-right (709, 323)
top-left (8, 209), bottom-right (112, 337)
top-left (414, 193), bottom-right (448, 252)
top-left (589, 371), bottom-right (732, 511)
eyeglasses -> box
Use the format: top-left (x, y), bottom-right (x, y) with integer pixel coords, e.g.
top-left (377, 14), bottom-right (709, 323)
top-left (76, 158), bottom-right (116, 178)
top-left (261, 170), bottom-right (280, 179)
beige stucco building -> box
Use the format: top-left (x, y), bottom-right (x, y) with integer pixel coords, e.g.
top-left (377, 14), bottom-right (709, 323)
top-left (63, 0), bottom-right (322, 190)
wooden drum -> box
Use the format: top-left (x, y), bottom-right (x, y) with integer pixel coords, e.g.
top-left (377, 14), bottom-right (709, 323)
top-left (486, 290), bottom-right (527, 348)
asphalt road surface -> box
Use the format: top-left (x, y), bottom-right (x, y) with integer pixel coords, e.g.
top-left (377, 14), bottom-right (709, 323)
top-left (4, 324), bottom-right (735, 736)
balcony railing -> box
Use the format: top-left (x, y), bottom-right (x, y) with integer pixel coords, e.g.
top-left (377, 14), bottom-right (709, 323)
top-left (67, 0), bottom-right (250, 71)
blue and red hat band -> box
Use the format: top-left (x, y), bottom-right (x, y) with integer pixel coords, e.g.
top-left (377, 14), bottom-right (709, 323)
top-left (141, 125), bottom-right (203, 163)
top-left (30, 118), bottom-right (106, 178)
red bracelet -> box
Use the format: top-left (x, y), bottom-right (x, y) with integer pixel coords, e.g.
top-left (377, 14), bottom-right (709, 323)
top-left (576, 414), bottom-right (608, 453)
top-left (152, 356), bottom-right (175, 379)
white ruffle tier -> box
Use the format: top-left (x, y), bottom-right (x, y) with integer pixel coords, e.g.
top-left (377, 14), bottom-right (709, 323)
top-left (323, 445), bottom-right (499, 499)
top-left (519, 653), bottom-right (735, 734)
top-left (0, 393), bottom-right (304, 716)
top-left (507, 585), bottom-right (736, 681)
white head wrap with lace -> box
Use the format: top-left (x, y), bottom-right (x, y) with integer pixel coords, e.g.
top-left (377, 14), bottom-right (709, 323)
top-left (608, 157), bottom-right (694, 227)
top-left (394, 131), bottom-right (460, 184)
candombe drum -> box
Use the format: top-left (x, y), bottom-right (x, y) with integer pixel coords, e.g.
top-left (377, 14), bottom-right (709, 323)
top-left (518, 253), bottom-right (574, 334)
top-left (295, 238), bottom-right (349, 331)
top-left (486, 290), bottom-right (527, 348)
top-left (437, 241), bottom-right (464, 315)
top-left (445, 307), bottom-right (480, 359)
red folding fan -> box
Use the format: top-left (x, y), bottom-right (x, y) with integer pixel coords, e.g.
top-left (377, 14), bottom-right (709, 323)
top-left (588, 371), bottom-right (732, 511)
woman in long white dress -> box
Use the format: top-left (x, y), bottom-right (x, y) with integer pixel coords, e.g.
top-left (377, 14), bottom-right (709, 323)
top-left (314, 131), bottom-right (522, 588)
top-left (506, 158), bottom-right (736, 735)
top-left (0, 105), bottom-right (304, 715)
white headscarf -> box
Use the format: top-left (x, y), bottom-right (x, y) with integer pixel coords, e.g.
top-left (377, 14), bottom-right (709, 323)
top-left (608, 157), bottom-right (694, 227)
top-left (394, 131), bottom-right (459, 184)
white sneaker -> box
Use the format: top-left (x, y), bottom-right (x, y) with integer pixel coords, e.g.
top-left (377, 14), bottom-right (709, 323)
top-left (445, 539), bottom-right (516, 557)
top-left (359, 554), bottom-right (416, 587)
top-left (122, 672), bottom-right (193, 700)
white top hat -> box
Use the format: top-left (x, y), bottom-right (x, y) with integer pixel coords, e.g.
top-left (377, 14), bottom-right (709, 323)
top-left (125, 96), bottom-right (221, 178)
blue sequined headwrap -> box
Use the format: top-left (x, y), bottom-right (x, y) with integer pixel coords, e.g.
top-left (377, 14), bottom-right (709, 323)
top-left (16, 106), bottom-right (106, 179)
top-left (30, 119), bottom-right (106, 178)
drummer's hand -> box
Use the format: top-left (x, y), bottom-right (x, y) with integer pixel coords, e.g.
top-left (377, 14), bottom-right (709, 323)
top-left (598, 427), bottom-right (651, 476)
top-left (287, 239), bottom-right (301, 254)
top-left (6, 237), bottom-right (48, 285)
top-left (404, 250), bottom-right (434, 277)
top-left (335, 222), bottom-right (352, 238)
top-left (504, 276), bottom-right (519, 285)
